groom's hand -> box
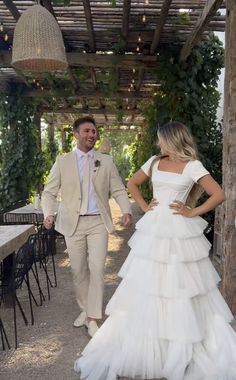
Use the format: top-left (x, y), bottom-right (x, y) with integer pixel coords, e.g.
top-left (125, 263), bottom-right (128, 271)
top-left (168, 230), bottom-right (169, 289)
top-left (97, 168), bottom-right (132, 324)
top-left (43, 215), bottom-right (55, 229)
top-left (122, 213), bottom-right (132, 226)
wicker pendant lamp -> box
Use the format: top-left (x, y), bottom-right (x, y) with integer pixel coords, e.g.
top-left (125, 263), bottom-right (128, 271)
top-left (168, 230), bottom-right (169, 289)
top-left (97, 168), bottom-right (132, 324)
top-left (12, 4), bottom-right (68, 72)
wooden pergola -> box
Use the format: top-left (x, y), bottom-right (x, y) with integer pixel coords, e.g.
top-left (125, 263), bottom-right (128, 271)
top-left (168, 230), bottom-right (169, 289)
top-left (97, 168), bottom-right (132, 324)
top-left (0, 0), bottom-right (235, 312)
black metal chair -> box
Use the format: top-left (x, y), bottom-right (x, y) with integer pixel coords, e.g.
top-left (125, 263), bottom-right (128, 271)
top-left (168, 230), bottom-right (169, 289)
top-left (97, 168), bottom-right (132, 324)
top-left (0, 241), bottom-right (36, 349)
top-left (28, 229), bottom-right (57, 302)
top-left (0, 263), bottom-right (10, 350)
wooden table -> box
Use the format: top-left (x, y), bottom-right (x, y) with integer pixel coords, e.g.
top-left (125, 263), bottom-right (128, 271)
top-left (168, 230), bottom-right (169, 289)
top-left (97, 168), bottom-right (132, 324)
top-left (0, 224), bottom-right (35, 262)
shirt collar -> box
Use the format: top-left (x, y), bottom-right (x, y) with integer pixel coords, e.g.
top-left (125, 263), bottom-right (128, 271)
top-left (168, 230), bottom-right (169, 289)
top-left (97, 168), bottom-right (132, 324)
top-left (76, 148), bottom-right (94, 158)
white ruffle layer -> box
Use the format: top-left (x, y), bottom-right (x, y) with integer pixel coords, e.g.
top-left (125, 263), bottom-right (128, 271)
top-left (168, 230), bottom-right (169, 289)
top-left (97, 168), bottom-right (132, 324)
top-left (128, 232), bottom-right (211, 263)
top-left (75, 314), bottom-right (236, 380)
top-left (119, 255), bottom-right (220, 298)
top-left (135, 206), bottom-right (208, 239)
top-left (106, 287), bottom-right (233, 342)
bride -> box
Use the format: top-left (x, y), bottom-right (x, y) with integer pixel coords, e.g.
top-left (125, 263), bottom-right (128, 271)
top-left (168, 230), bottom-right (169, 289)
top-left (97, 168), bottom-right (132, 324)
top-left (74, 121), bottom-right (236, 380)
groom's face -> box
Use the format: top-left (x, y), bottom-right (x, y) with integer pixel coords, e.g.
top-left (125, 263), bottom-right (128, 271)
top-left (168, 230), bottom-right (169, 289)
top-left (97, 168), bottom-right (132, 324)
top-left (74, 122), bottom-right (98, 152)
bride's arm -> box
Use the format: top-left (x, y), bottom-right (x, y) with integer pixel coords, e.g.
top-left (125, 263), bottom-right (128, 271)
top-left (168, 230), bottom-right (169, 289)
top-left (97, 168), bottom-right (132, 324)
top-left (127, 170), bottom-right (158, 213)
top-left (190, 175), bottom-right (225, 216)
top-left (170, 175), bottom-right (225, 217)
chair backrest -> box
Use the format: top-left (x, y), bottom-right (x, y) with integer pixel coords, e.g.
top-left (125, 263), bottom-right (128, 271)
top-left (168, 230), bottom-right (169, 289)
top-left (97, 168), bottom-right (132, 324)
top-left (28, 232), bottom-right (52, 263)
top-left (3, 213), bottom-right (38, 225)
top-left (14, 241), bottom-right (35, 289)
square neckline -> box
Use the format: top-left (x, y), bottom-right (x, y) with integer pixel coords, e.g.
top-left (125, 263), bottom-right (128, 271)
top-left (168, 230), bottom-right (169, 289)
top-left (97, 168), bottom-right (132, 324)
top-left (156, 159), bottom-right (192, 176)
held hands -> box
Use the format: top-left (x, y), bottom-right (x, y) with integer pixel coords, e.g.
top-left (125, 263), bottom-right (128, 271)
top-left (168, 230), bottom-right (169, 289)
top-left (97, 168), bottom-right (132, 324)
top-left (169, 200), bottom-right (195, 217)
top-left (43, 215), bottom-right (55, 229)
top-left (143, 198), bottom-right (159, 213)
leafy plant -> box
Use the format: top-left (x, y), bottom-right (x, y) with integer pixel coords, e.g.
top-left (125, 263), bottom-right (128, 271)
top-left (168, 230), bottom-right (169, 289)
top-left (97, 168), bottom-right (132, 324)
top-left (0, 85), bottom-right (45, 210)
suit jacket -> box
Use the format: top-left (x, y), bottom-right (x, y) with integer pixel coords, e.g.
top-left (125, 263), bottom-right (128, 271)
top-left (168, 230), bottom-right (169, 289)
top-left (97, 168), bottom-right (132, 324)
top-left (41, 150), bottom-right (132, 237)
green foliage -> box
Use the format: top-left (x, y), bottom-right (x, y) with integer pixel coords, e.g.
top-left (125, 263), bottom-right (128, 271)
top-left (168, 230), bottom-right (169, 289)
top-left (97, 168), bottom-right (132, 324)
top-left (130, 34), bottom-right (224, 202)
top-left (99, 131), bottom-right (135, 184)
top-left (0, 86), bottom-right (45, 210)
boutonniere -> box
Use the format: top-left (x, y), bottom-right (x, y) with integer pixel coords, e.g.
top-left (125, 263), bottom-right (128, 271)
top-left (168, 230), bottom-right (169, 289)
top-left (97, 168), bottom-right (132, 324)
top-left (94, 159), bottom-right (101, 168)
top-left (94, 159), bottom-right (101, 172)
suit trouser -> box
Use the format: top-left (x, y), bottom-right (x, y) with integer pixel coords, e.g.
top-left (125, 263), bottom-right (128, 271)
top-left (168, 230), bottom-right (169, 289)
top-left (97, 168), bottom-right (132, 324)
top-left (65, 215), bottom-right (108, 319)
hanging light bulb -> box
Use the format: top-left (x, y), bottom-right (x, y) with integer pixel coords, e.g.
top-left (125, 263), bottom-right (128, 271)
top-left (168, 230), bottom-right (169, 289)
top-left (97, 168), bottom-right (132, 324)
top-left (132, 78), bottom-right (135, 83)
top-left (4, 33), bottom-right (8, 41)
top-left (138, 34), bottom-right (142, 43)
top-left (133, 68), bottom-right (136, 74)
top-left (142, 14), bottom-right (146, 23)
top-left (0, 23), bottom-right (3, 32)
top-left (136, 45), bottom-right (140, 52)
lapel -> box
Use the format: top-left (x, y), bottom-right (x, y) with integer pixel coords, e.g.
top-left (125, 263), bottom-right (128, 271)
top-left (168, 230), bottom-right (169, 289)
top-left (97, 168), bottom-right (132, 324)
top-left (71, 151), bottom-right (81, 194)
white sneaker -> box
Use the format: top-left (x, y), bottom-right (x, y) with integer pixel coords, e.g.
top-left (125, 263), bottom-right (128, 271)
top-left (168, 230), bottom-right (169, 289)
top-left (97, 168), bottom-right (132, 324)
top-left (73, 311), bottom-right (87, 327)
top-left (87, 320), bottom-right (99, 337)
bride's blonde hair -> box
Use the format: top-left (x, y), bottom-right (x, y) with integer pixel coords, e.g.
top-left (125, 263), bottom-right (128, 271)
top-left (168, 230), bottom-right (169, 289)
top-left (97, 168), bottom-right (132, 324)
top-left (149, 121), bottom-right (202, 207)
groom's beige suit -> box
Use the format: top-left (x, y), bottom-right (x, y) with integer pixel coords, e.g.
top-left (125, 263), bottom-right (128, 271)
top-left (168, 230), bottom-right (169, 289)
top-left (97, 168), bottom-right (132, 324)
top-left (42, 150), bottom-right (132, 318)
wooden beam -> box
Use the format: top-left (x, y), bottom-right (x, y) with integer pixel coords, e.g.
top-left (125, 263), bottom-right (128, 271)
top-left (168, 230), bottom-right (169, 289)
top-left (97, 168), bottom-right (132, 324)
top-left (121, 0), bottom-right (131, 51)
top-left (0, 51), bottom-right (159, 69)
top-left (40, 0), bottom-right (56, 19)
top-left (40, 107), bottom-right (139, 116)
top-left (82, 0), bottom-right (96, 52)
top-left (150, 0), bottom-right (173, 55)
top-left (136, 68), bottom-right (145, 91)
top-left (179, 0), bottom-right (223, 62)
top-left (3, 0), bottom-right (21, 21)
top-left (221, 0), bottom-right (236, 313)
top-left (25, 88), bottom-right (151, 99)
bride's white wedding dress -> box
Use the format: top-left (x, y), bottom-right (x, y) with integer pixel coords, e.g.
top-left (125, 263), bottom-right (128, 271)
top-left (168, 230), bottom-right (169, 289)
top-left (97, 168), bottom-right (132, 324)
top-left (74, 157), bottom-right (236, 380)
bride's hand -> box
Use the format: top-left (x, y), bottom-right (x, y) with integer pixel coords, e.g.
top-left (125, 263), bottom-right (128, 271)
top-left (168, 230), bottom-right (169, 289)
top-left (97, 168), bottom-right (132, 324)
top-left (169, 200), bottom-right (194, 217)
top-left (143, 198), bottom-right (159, 213)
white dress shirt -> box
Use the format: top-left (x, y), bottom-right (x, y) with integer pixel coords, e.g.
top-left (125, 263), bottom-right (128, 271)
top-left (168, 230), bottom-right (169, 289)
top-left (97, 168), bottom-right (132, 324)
top-left (75, 148), bottom-right (100, 215)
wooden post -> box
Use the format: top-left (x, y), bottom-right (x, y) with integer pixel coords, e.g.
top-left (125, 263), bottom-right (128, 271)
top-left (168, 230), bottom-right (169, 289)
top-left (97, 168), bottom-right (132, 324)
top-left (221, 0), bottom-right (236, 313)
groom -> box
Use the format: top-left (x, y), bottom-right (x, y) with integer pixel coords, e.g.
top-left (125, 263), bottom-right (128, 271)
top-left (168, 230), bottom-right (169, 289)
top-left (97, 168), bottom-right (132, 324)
top-left (41, 116), bottom-right (132, 337)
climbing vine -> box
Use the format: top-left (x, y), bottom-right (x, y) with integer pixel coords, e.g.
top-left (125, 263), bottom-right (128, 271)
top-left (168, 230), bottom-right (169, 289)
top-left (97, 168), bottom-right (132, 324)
top-left (0, 84), bottom-right (45, 211)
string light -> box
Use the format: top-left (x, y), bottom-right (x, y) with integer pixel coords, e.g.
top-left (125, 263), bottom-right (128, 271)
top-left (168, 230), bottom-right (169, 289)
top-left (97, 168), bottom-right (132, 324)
top-left (0, 23), bottom-right (3, 32)
top-left (128, 88), bottom-right (131, 92)
top-left (145, 0), bottom-right (149, 4)
top-left (138, 34), bottom-right (142, 43)
top-left (130, 83), bottom-right (134, 89)
top-left (136, 45), bottom-right (140, 52)
top-left (4, 33), bottom-right (8, 41)
top-left (132, 68), bottom-right (136, 74)
top-left (142, 14), bottom-right (146, 23)
top-left (132, 78), bottom-right (135, 83)
top-left (41, 86), bottom-right (44, 90)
